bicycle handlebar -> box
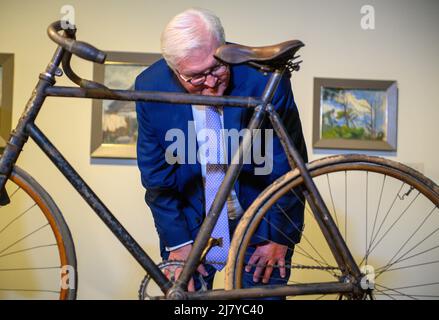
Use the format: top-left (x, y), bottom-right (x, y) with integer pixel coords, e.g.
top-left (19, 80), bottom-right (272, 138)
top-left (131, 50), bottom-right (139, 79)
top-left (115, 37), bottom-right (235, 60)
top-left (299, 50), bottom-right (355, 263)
top-left (47, 21), bottom-right (106, 64)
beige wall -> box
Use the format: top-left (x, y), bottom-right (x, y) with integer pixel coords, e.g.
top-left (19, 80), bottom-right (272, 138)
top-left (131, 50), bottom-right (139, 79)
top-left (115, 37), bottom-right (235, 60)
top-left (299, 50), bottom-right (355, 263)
top-left (0, 0), bottom-right (438, 299)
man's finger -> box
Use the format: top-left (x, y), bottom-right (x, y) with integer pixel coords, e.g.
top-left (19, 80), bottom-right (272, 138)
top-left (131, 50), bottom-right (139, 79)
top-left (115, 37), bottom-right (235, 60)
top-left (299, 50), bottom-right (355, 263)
top-left (245, 253), bottom-right (259, 273)
top-left (188, 277), bottom-right (195, 292)
top-left (262, 260), bottom-right (274, 284)
top-left (278, 258), bottom-right (286, 278)
top-left (197, 264), bottom-right (209, 277)
top-left (174, 267), bottom-right (182, 282)
top-left (252, 258), bottom-right (266, 283)
top-left (172, 267), bottom-right (195, 292)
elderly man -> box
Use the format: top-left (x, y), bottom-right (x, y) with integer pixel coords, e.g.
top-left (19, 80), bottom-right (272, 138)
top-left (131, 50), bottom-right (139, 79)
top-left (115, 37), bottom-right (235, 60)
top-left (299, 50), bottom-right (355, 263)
top-left (135, 8), bottom-right (307, 294)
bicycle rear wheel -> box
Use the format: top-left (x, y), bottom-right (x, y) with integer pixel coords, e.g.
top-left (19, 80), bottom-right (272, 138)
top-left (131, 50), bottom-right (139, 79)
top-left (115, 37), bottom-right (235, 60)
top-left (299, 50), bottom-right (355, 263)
top-left (0, 166), bottom-right (77, 299)
top-left (226, 155), bottom-right (439, 300)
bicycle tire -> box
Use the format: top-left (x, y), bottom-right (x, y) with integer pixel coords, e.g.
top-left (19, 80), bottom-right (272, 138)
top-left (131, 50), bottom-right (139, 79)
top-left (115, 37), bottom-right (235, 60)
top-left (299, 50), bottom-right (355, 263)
top-left (0, 166), bottom-right (77, 300)
top-left (226, 154), bottom-right (439, 300)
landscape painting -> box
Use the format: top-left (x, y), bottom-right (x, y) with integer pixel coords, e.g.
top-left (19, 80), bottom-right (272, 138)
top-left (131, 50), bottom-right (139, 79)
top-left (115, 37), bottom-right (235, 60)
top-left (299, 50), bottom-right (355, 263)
top-left (102, 64), bottom-right (147, 145)
top-left (90, 52), bottom-right (162, 159)
top-left (313, 78), bottom-right (398, 151)
top-left (321, 88), bottom-right (387, 141)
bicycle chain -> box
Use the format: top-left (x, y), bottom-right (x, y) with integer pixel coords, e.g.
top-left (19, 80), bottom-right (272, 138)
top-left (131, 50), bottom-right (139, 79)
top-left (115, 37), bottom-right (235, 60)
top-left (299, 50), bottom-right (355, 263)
top-left (161, 259), bottom-right (340, 271)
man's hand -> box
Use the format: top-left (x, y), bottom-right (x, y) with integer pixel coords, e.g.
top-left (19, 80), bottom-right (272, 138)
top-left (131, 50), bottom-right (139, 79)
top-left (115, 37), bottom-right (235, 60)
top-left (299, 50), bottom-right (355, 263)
top-left (165, 243), bottom-right (208, 292)
top-left (245, 241), bottom-right (288, 284)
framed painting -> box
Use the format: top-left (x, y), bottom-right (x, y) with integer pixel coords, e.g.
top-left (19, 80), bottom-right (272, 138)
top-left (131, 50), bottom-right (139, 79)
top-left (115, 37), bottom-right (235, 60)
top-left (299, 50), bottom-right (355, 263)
top-left (0, 54), bottom-right (14, 150)
top-left (313, 78), bottom-right (398, 151)
top-left (91, 51), bottom-right (162, 158)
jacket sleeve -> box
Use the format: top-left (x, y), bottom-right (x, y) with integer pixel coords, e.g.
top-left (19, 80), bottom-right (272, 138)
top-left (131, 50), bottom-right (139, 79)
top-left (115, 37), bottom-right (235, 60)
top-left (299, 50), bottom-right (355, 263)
top-left (135, 77), bottom-right (193, 249)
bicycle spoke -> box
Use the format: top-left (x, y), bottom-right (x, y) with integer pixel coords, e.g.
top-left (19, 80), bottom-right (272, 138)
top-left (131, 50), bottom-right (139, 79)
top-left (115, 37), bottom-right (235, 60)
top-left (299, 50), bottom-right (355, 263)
top-left (376, 225), bottom-right (439, 278)
top-left (0, 266), bottom-right (61, 272)
top-left (377, 281), bottom-right (439, 294)
top-left (326, 174), bottom-right (339, 229)
top-left (4, 186), bottom-right (20, 200)
top-left (0, 244), bottom-right (58, 259)
top-left (372, 288), bottom-right (397, 300)
top-left (367, 182), bottom-right (405, 254)
top-left (275, 202), bottom-right (331, 265)
top-left (0, 223), bottom-right (50, 255)
top-left (374, 205), bottom-right (436, 276)
top-left (375, 283), bottom-right (418, 300)
top-left (293, 248), bottom-right (331, 268)
top-left (231, 156), bottom-right (439, 300)
top-left (374, 293), bottom-right (439, 298)
top-left (368, 174), bottom-right (387, 255)
top-left (0, 169), bottom-right (75, 300)
top-left (378, 259), bottom-right (439, 273)
top-left (364, 190), bottom-right (420, 261)
top-left (249, 220), bottom-right (334, 273)
top-left (279, 197), bottom-right (336, 273)
top-left (388, 244), bottom-right (439, 266)
top-left (0, 289), bottom-right (60, 294)
top-left (0, 202), bottom-right (38, 236)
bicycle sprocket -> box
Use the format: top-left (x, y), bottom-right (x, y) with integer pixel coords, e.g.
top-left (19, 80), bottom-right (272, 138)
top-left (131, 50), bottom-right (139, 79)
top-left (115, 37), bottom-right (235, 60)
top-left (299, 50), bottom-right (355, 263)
top-left (138, 260), bottom-right (208, 300)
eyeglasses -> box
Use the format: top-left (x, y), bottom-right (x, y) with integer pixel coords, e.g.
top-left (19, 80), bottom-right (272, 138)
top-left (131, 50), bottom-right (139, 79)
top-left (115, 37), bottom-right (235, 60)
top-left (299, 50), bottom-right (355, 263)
top-left (177, 62), bottom-right (228, 86)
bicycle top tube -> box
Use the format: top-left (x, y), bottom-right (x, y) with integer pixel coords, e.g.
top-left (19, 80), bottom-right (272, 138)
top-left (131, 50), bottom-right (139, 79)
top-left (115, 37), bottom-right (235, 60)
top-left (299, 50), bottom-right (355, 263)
top-left (45, 87), bottom-right (264, 109)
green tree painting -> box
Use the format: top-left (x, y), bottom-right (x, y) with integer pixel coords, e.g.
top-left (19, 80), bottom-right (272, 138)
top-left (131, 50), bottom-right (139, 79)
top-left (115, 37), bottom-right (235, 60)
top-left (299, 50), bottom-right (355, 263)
top-left (321, 87), bottom-right (387, 141)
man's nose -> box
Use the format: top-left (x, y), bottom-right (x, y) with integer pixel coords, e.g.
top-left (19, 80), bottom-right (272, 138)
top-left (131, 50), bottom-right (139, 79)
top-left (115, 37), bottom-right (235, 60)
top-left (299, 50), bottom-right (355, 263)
top-left (204, 74), bottom-right (218, 88)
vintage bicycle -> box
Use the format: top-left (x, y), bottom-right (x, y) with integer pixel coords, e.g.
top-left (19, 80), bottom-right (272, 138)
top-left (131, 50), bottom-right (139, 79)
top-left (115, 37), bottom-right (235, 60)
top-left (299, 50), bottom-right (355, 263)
top-left (0, 21), bottom-right (438, 300)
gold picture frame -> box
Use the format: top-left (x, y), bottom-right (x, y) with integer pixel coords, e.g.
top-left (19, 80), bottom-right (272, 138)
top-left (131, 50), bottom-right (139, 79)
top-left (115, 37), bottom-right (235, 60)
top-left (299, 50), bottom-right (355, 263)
top-left (90, 51), bottom-right (161, 159)
top-left (313, 77), bottom-right (398, 151)
top-left (0, 53), bottom-right (14, 150)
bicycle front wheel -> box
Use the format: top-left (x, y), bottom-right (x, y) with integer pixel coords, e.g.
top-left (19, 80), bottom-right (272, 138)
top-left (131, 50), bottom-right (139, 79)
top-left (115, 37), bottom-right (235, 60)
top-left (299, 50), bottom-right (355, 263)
top-left (226, 155), bottom-right (439, 300)
top-left (0, 166), bottom-right (77, 299)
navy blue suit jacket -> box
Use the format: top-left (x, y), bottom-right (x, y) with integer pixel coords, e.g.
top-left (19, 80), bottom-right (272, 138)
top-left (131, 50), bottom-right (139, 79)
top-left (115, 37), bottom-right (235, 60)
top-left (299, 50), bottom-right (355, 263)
top-left (135, 59), bottom-right (308, 257)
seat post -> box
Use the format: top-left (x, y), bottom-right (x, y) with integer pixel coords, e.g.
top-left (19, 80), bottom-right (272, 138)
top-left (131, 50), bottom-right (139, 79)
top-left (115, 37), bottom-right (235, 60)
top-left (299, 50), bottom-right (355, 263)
top-left (261, 68), bottom-right (285, 107)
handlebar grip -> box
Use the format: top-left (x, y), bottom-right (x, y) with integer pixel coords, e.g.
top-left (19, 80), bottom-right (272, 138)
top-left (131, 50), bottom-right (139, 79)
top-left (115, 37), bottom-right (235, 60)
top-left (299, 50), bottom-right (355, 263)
top-left (47, 21), bottom-right (106, 64)
top-left (70, 40), bottom-right (106, 64)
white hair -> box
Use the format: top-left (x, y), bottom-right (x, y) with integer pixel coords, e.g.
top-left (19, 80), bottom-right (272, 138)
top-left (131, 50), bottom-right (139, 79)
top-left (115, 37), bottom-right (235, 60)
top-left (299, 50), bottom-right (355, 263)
top-left (160, 8), bottom-right (225, 70)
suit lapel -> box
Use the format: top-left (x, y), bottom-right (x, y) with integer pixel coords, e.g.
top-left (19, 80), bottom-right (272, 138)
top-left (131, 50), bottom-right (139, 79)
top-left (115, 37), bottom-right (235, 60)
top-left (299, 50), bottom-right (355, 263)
top-left (164, 73), bottom-right (204, 211)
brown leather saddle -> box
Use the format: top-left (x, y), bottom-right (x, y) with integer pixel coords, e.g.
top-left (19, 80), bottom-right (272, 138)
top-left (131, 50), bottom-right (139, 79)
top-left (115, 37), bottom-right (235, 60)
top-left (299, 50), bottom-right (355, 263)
top-left (214, 40), bottom-right (304, 69)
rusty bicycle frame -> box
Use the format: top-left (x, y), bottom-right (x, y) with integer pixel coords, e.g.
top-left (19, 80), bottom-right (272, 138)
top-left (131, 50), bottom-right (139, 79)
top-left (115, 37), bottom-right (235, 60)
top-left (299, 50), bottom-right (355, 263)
top-left (0, 21), bottom-right (364, 299)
